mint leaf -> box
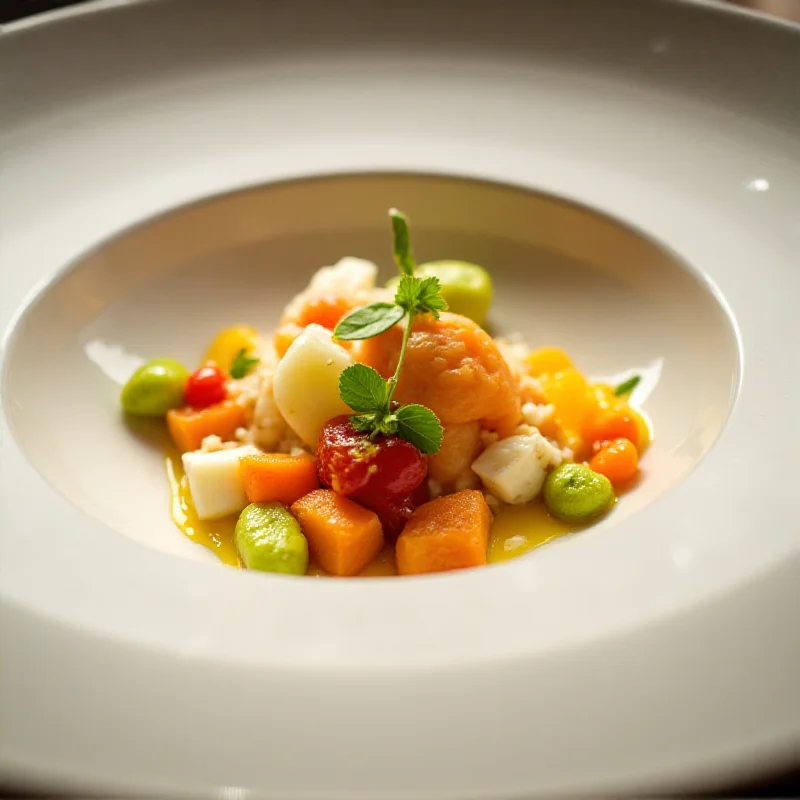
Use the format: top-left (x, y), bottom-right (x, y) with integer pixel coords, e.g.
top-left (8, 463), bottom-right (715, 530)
top-left (333, 302), bottom-right (405, 341)
top-left (394, 274), bottom-right (420, 312)
top-left (415, 276), bottom-right (448, 317)
top-left (614, 375), bottom-right (641, 396)
top-left (229, 348), bottom-right (259, 379)
top-left (395, 403), bottom-right (443, 454)
top-left (390, 208), bottom-right (416, 276)
top-left (339, 364), bottom-right (388, 413)
top-left (395, 275), bottom-right (447, 318)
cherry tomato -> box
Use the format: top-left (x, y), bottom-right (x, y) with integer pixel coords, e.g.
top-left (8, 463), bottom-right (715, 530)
top-left (184, 365), bottom-right (227, 409)
top-left (317, 416), bottom-right (428, 535)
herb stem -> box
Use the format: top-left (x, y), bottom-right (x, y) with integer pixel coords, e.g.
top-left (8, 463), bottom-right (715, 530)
top-left (385, 311), bottom-right (415, 408)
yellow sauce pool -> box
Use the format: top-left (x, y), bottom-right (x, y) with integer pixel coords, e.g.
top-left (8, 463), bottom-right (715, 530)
top-left (166, 451), bottom-right (577, 575)
top-left (166, 449), bottom-right (240, 567)
top-left (487, 502), bottom-right (577, 562)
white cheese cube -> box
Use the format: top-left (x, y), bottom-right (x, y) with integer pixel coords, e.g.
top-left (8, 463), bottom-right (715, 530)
top-left (471, 432), bottom-right (562, 505)
top-left (272, 324), bottom-right (353, 448)
top-left (182, 444), bottom-right (260, 520)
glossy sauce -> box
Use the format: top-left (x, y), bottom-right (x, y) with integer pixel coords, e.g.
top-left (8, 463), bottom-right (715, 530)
top-left (165, 451), bottom-right (575, 575)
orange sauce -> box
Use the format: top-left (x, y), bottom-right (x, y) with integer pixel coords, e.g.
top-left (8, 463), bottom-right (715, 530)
top-left (166, 450), bottom-right (574, 575)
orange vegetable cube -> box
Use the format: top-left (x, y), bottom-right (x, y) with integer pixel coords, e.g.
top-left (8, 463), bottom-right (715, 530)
top-left (166, 401), bottom-right (246, 452)
top-left (240, 453), bottom-right (319, 506)
top-left (291, 490), bottom-right (383, 577)
top-left (296, 296), bottom-right (352, 330)
top-left (583, 407), bottom-right (641, 450)
top-left (628, 406), bottom-right (652, 451)
top-left (587, 383), bottom-right (616, 413)
top-left (539, 367), bottom-right (591, 431)
top-left (274, 323), bottom-right (304, 359)
top-left (396, 490), bottom-right (491, 576)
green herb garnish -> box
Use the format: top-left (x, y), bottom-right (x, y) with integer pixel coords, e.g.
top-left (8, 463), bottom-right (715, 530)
top-left (614, 375), bottom-right (641, 397)
top-left (333, 209), bottom-right (445, 454)
top-left (229, 348), bottom-right (260, 379)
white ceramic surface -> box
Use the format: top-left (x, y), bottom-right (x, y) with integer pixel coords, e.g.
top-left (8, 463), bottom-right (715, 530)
top-left (1, 1), bottom-right (799, 798)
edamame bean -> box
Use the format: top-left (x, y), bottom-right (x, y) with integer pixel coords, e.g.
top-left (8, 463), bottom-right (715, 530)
top-left (543, 463), bottom-right (614, 522)
top-left (120, 358), bottom-right (189, 416)
top-left (235, 502), bottom-right (309, 575)
top-left (388, 260), bottom-right (493, 326)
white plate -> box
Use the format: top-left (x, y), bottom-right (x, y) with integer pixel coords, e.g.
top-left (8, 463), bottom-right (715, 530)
top-left (1, 1), bottom-right (799, 798)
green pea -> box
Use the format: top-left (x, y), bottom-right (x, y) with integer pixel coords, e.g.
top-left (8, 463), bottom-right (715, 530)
top-left (387, 260), bottom-right (493, 327)
top-left (120, 358), bottom-right (189, 416)
top-left (543, 463), bottom-right (615, 523)
top-left (235, 502), bottom-right (309, 575)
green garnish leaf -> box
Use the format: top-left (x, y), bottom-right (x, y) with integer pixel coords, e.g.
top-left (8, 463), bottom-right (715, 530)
top-left (333, 302), bottom-right (405, 341)
top-left (415, 276), bottom-right (449, 317)
top-left (395, 404), bottom-right (444, 455)
top-left (394, 274), bottom-right (420, 312)
top-left (390, 208), bottom-right (416, 276)
top-left (229, 348), bottom-right (260, 380)
top-left (395, 275), bottom-right (448, 318)
top-left (614, 375), bottom-right (641, 396)
top-left (339, 364), bottom-right (388, 413)
top-left (332, 208), bottom-right (446, 455)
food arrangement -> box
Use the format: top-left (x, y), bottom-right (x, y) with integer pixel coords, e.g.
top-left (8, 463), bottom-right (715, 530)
top-left (121, 210), bottom-right (652, 577)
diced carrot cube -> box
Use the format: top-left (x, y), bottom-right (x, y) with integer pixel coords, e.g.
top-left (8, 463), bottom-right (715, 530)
top-left (240, 453), bottom-right (319, 506)
top-left (166, 401), bottom-right (245, 452)
top-left (296, 296), bottom-right (352, 330)
top-left (291, 489), bottom-right (384, 577)
top-left (396, 490), bottom-right (491, 576)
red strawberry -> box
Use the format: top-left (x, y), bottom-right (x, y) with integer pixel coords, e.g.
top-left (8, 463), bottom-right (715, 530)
top-left (317, 415), bottom-right (428, 535)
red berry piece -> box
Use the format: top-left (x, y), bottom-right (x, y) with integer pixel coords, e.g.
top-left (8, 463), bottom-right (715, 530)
top-left (317, 416), bottom-right (429, 535)
top-left (316, 416), bottom-right (379, 496)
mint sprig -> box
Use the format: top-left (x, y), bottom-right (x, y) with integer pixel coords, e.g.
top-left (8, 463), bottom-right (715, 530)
top-left (333, 209), bottom-right (445, 455)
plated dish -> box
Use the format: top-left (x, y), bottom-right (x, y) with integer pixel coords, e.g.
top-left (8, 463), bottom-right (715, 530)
top-left (2, 1), bottom-right (798, 799)
top-left (121, 210), bottom-right (653, 577)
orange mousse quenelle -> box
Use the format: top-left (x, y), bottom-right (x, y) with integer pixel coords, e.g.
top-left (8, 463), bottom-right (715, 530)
top-left (120, 208), bottom-right (654, 577)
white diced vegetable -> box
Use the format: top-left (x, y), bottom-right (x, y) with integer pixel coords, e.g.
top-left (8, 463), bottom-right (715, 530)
top-left (281, 257), bottom-right (379, 323)
top-left (272, 324), bottom-right (353, 448)
top-left (182, 444), bottom-right (260, 520)
top-left (471, 432), bottom-right (562, 505)
top-left (307, 257), bottom-right (378, 296)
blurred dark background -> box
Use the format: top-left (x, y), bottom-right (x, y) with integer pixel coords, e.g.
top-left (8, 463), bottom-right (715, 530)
top-left (1, 0), bottom-right (800, 24)
top-left (0, 0), bottom-right (795, 23)
top-left (0, 0), bottom-right (798, 797)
